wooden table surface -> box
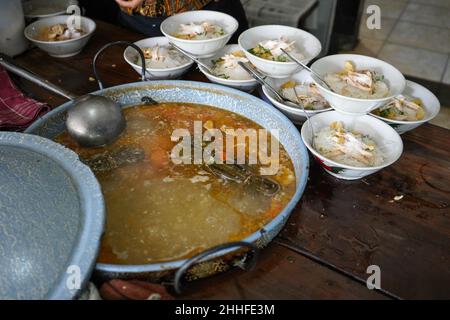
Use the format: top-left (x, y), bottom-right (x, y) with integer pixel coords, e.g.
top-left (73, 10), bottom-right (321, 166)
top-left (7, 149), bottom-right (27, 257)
top-left (13, 20), bottom-right (450, 300)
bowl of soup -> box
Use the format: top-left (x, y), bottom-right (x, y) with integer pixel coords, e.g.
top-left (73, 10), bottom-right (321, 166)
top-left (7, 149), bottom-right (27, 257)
top-left (24, 15), bottom-right (96, 57)
top-left (160, 10), bottom-right (238, 58)
top-left (26, 80), bottom-right (309, 281)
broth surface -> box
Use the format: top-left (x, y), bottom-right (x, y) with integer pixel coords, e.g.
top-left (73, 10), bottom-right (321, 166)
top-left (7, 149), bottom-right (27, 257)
top-left (56, 103), bottom-right (296, 264)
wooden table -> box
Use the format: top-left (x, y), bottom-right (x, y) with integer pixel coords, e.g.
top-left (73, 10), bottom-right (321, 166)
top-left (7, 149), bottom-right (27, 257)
top-left (13, 21), bottom-right (450, 300)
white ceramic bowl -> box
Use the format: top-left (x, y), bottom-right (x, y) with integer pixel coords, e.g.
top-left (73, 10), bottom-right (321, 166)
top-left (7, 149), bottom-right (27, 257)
top-left (370, 80), bottom-right (441, 135)
top-left (197, 44), bottom-right (258, 92)
top-left (262, 70), bottom-right (332, 124)
top-left (238, 25), bottom-right (322, 79)
top-left (310, 54), bottom-right (406, 115)
top-left (301, 111), bottom-right (403, 180)
top-left (123, 37), bottom-right (194, 80)
top-left (24, 15), bottom-right (95, 58)
top-left (23, 0), bottom-right (78, 19)
top-left (160, 10), bottom-right (238, 58)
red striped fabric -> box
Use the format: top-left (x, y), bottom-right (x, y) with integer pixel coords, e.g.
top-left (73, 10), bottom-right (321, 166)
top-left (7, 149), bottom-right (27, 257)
top-left (0, 66), bottom-right (50, 131)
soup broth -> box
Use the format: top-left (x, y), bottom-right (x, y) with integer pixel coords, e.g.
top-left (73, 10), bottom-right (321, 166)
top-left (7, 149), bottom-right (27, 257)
top-left (56, 103), bottom-right (296, 264)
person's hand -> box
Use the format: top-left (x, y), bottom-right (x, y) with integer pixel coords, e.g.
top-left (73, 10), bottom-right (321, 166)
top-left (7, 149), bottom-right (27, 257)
top-left (115, 0), bottom-right (145, 10)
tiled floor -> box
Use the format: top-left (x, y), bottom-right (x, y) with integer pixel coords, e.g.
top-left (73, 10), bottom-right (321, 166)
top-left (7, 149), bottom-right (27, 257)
top-left (347, 0), bottom-right (450, 129)
top-left (356, 0), bottom-right (450, 83)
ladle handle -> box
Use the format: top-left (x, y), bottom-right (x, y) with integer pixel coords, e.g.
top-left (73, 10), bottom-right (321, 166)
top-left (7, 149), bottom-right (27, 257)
top-left (0, 53), bottom-right (77, 101)
top-left (92, 41), bottom-right (147, 90)
top-left (172, 241), bottom-right (259, 295)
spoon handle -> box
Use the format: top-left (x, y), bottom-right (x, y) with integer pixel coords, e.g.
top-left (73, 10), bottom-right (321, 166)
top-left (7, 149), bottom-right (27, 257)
top-left (169, 42), bottom-right (213, 73)
top-left (0, 53), bottom-right (77, 101)
top-left (237, 62), bottom-right (285, 101)
top-left (280, 48), bottom-right (332, 91)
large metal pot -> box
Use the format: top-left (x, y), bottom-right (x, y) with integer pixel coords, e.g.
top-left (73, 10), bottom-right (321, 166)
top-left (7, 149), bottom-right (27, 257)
top-left (26, 80), bottom-right (309, 291)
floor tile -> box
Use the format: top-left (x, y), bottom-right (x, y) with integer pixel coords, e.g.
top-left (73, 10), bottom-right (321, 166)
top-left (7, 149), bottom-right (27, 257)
top-left (411, 0), bottom-right (450, 10)
top-left (401, 3), bottom-right (450, 29)
top-left (363, 0), bottom-right (408, 19)
top-left (378, 43), bottom-right (448, 82)
top-left (359, 16), bottom-right (396, 41)
top-left (388, 21), bottom-right (450, 54)
top-left (342, 37), bottom-right (385, 57)
top-left (429, 106), bottom-right (450, 130)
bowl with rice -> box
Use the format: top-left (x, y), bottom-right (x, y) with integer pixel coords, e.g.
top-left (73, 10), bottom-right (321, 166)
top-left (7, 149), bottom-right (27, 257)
top-left (238, 25), bottom-right (322, 78)
top-left (160, 10), bottom-right (238, 58)
top-left (198, 44), bottom-right (258, 92)
top-left (310, 54), bottom-right (405, 115)
top-left (301, 111), bottom-right (403, 180)
top-left (124, 37), bottom-right (194, 80)
top-left (371, 80), bottom-right (441, 134)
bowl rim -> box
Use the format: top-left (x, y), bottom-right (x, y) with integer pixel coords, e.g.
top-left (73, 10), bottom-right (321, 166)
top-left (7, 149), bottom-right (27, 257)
top-left (301, 111), bottom-right (404, 171)
top-left (310, 53), bottom-right (406, 103)
top-left (370, 80), bottom-right (441, 125)
top-left (123, 36), bottom-right (194, 72)
top-left (24, 15), bottom-right (96, 45)
top-left (197, 44), bottom-right (258, 84)
top-left (22, 0), bottom-right (72, 18)
top-left (160, 10), bottom-right (238, 44)
top-left (238, 24), bottom-right (322, 66)
top-left (198, 64), bottom-right (258, 85)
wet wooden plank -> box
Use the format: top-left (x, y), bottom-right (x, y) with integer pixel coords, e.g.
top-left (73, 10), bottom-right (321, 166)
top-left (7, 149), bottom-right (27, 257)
top-left (278, 123), bottom-right (450, 299)
top-left (182, 243), bottom-right (388, 300)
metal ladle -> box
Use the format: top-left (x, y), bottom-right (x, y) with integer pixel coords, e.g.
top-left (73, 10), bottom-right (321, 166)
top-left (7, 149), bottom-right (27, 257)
top-left (0, 41), bottom-right (147, 147)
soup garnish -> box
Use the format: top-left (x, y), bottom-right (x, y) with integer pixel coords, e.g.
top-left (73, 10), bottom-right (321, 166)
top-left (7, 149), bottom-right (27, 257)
top-left (38, 23), bottom-right (85, 41)
top-left (173, 21), bottom-right (225, 40)
top-left (210, 50), bottom-right (252, 80)
top-left (324, 61), bottom-right (389, 99)
top-left (280, 80), bottom-right (330, 110)
top-left (315, 121), bottom-right (384, 167)
top-left (372, 95), bottom-right (426, 121)
top-left (137, 44), bottom-right (190, 69)
top-left (248, 37), bottom-right (304, 62)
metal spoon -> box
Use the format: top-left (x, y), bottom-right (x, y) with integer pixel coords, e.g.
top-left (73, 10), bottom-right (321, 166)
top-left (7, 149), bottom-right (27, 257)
top-left (0, 42), bottom-right (147, 147)
top-left (237, 61), bottom-right (316, 148)
top-left (169, 42), bottom-right (214, 74)
top-left (280, 48), bottom-right (334, 93)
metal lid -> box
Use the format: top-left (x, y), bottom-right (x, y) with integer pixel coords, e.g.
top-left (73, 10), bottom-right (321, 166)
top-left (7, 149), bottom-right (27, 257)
top-left (0, 132), bottom-right (104, 299)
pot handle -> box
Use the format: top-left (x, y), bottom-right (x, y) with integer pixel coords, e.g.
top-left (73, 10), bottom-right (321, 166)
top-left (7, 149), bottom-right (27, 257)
top-left (92, 40), bottom-right (147, 90)
top-left (173, 241), bottom-right (259, 295)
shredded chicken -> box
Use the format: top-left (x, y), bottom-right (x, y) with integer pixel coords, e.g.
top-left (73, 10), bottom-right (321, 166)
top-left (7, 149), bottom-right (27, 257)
top-left (174, 21), bottom-right (225, 40)
top-left (259, 37), bottom-right (296, 59)
top-left (41, 23), bottom-right (84, 41)
top-left (374, 95), bottom-right (426, 121)
top-left (315, 121), bottom-right (384, 167)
